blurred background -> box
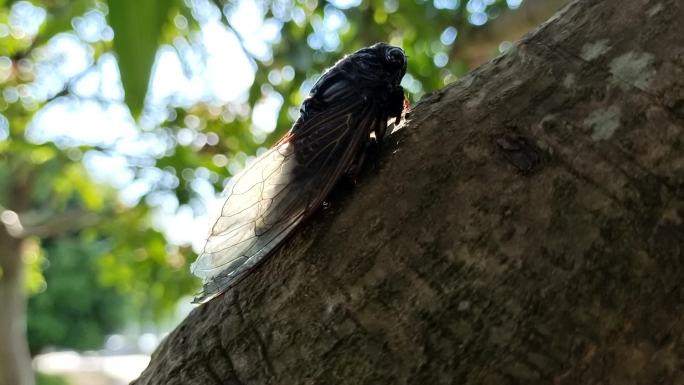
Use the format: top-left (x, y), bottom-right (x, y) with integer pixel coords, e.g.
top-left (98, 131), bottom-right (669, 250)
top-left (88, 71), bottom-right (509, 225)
top-left (0, 0), bottom-right (565, 384)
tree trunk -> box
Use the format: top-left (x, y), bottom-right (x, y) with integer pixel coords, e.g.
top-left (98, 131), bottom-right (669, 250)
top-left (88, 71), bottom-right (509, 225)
top-left (136, 0), bottom-right (684, 383)
top-left (0, 232), bottom-right (34, 385)
top-left (1, 180), bottom-right (35, 385)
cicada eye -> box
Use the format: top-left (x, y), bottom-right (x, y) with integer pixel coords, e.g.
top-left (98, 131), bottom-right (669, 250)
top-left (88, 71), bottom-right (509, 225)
top-left (385, 47), bottom-right (405, 67)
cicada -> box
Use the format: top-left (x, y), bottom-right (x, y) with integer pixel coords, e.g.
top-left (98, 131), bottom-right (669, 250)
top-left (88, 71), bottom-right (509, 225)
top-left (191, 43), bottom-right (407, 303)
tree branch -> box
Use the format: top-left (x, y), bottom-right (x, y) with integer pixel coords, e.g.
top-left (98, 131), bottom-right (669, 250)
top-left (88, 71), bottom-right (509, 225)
top-left (1, 205), bottom-right (102, 239)
top-left (136, 1), bottom-right (684, 383)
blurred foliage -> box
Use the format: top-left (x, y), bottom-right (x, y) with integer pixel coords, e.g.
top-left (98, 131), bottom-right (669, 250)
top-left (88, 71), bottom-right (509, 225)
top-left (0, 0), bottom-right (531, 353)
top-left (27, 235), bottom-right (128, 353)
top-left (35, 372), bottom-right (68, 385)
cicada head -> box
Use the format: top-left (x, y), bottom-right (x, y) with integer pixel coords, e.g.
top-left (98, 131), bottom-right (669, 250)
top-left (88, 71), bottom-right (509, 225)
top-left (382, 45), bottom-right (407, 77)
top-left (342, 43), bottom-right (407, 87)
top-left (375, 43), bottom-right (408, 85)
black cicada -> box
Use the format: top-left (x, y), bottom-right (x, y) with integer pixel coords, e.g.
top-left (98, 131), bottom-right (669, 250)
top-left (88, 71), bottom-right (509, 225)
top-left (191, 43), bottom-right (407, 303)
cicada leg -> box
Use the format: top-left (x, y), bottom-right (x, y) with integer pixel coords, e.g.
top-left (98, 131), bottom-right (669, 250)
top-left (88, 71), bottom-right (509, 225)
top-left (345, 118), bottom-right (386, 182)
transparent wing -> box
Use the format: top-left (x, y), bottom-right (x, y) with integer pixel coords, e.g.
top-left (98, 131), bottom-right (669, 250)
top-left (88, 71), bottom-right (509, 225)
top-left (191, 92), bottom-right (380, 303)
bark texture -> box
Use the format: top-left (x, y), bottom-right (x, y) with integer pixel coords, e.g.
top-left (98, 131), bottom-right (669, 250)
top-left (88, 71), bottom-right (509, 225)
top-left (0, 234), bottom-right (33, 385)
top-left (0, 191), bottom-right (34, 385)
top-left (136, 0), bottom-right (684, 383)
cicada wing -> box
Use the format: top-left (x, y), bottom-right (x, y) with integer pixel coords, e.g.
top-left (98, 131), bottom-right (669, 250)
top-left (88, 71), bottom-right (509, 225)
top-left (190, 142), bottom-right (303, 282)
top-left (191, 88), bottom-right (381, 303)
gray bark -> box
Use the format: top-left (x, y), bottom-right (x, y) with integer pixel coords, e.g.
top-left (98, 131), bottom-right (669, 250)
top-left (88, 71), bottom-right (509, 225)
top-left (0, 236), bottom-right (33, 385)
top-left (0, 206), bottom-right (34, 385)
top-left (136, 0), bottom-right (684, 383)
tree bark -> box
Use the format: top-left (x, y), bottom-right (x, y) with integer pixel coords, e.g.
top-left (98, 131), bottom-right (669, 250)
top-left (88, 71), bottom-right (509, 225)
top-left (136, 0), bottom-right (684, 383)
top-left (0, 206), bottom-right (34, 385)
top-left (0, 234), bottom-right (33, 385)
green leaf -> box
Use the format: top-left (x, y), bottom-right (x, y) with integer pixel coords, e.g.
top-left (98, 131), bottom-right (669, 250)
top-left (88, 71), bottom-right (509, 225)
top-left (106, 0), bottom-right (174, 117)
